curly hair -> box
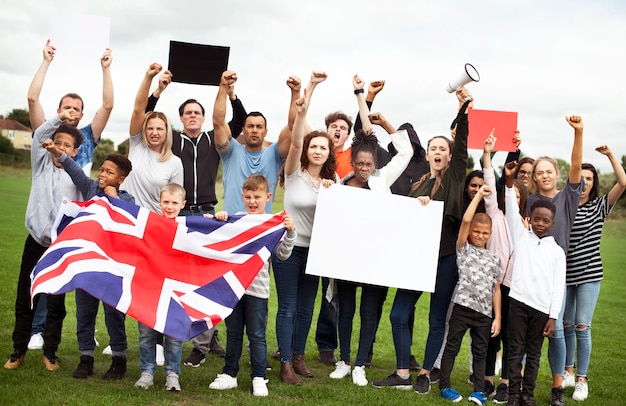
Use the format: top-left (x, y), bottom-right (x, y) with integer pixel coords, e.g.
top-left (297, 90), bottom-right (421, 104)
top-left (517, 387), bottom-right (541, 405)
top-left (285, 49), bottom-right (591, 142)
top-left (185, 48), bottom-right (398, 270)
top-left (350, 129), bottom-right (379, 164)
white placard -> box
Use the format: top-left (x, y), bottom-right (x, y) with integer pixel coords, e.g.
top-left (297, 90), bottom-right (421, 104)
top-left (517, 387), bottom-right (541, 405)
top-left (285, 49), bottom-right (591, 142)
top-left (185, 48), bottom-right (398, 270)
top-left (49, 14), bottom-right (111, 61)
top-left (305, 185), bottom-right (443, 292)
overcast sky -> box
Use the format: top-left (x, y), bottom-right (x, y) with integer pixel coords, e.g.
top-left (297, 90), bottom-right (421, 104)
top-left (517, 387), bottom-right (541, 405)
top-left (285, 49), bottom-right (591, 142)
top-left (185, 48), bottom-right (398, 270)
top-left (1, 0), bottom-right (625, 173)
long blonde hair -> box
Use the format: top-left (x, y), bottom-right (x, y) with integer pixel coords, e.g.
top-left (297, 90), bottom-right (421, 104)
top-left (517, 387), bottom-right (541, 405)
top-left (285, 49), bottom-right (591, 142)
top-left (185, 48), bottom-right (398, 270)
top-left (142, 111), bottom-right (174, 162)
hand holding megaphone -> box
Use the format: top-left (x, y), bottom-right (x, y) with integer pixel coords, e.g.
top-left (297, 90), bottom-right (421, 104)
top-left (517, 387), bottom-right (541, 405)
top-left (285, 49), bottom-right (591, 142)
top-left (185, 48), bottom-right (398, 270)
top-left (446, 63), bottom-right (480, 93)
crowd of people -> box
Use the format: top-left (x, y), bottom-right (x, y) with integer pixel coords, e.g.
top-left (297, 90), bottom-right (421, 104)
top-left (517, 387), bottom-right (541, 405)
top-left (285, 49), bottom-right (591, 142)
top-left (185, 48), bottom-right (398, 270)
top-left (4, 40), bottom-right (626, 405)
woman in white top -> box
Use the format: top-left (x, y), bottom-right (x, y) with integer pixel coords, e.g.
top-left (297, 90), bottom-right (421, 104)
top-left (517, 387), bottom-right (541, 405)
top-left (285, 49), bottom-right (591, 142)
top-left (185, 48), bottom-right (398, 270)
top-left (124, 63), bottom-right (183, 212)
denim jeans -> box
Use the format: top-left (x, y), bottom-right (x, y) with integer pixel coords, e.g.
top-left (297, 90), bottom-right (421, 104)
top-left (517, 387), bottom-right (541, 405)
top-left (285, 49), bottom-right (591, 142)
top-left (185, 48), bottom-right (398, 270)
top-left (76, 288), bottom-right (127, 353)
top-left (272, 246), bottom-right (319, 362)
top-left (508, 298), bottom-right (548, 398)
top-left (337, 281), bottom-right (384, 367)
top-left (315, 277), bottom-right (338, 352)
top-left (564, 281), bottom-right (600, 377)
top-left (548, 287), bottom-right (567, 377)
top-left (390, 288), bottom-right (423, 369)
top-left (138, 322), bottom-right (182, 376)
top-left (31, 295), bottom-right (47, 335)
top-left (223, 294), bottom-right (268, 379)
top-left (12, 235), bottom-right (66, 356)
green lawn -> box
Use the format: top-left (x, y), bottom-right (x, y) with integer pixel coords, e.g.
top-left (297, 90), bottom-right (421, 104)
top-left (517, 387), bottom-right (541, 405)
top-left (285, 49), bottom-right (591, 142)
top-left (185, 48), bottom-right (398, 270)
top-left (0, 166), bottom-right (624, 405)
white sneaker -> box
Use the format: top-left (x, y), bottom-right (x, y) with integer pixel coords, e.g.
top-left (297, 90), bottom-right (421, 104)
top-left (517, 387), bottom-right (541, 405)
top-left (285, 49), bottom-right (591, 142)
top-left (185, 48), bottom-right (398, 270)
top-left (252, 377), bottom-right (269, 397)
top-left (102, 345), bottom-right (112, 356)
top-left (156, 344), bottom-right (165, 366)
top-left (352, 365), bottom-right (368, 386)
top-left (165, 372), bottom-right (181, 392)
top-left (208, 373), bottom-right (238, 390)
top-left (562, 371), bottom-right (575, 388)
top-left (135, 372), bottom-right (154, 389)
top-left (27, 333), bottom-right (44, 350)
top-left (572, 380), bottom-right (588, 401)
top-left (329, 360), bottom-right (351, 379)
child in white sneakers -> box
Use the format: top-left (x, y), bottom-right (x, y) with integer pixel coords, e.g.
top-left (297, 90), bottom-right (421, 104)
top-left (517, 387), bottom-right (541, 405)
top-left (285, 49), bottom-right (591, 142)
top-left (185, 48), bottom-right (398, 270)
top-left (208, 174), bottom-right (296, 397)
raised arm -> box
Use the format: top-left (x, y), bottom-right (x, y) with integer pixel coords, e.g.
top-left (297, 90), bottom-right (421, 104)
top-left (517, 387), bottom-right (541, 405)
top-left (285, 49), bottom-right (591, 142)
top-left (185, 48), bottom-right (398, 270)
top-left (145, 70), bottom-right (172, 113)
top-left (130, 63), bottom-right (162, 136)
top-left (213, 70), bottom-right (237, 151)
top-left (90, 48), bottom-right (114, 141)
top-left (353, 74), bottom-right (373, 134)
top-left (596, 145), bottom-right (626, 206)
top-left (354, 80), bottom-right (384, 133)
top-left (284, 93), bottom-right (308, 177)
top-left (227, 83), bottom-right (248, 139)
top-left (27, 39), bottom-right (55, 130)
top-left (458, 185), bottom-right (490, 248)
top-left (275, 76), bottom-right (302, 155)
top-left (566, 115), bottom-right (584, 184)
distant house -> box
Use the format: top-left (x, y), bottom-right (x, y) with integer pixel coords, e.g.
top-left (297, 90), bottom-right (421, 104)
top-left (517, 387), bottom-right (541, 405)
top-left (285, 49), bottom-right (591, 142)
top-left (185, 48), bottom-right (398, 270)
top-left (0, 116), bottom-right (33, 150)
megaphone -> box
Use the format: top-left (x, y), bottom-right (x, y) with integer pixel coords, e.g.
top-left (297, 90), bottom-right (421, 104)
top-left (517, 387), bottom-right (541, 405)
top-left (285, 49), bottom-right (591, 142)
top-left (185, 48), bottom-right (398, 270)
top-left (445, 63), bottom-right (480, 93)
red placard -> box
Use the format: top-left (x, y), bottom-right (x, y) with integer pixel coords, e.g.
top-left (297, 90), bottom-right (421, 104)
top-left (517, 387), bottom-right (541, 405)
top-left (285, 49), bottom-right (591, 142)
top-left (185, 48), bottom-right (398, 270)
top-left (468, 109), bottom-right (518, 151)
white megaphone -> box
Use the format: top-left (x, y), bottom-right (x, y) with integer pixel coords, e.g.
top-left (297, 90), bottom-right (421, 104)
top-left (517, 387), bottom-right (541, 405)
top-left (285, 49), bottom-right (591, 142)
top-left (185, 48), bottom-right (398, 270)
top-left (445, 63), bottom-right (480, 93)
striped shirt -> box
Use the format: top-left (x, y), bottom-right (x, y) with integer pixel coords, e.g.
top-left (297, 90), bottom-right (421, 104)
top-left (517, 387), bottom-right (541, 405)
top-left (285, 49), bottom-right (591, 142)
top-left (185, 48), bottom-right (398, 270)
top-left (566, 195), bottom-right (612, 285)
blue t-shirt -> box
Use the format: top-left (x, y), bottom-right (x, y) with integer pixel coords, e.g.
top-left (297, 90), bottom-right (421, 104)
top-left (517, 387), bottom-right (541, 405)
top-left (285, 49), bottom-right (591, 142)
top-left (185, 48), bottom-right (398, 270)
top-left (219, 141), bottom-right (283, 213)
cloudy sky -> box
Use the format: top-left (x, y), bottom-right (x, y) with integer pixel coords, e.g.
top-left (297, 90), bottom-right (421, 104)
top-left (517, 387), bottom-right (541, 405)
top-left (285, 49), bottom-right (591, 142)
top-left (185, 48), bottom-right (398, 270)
top-left (1, 0), bottom-right (625, 172)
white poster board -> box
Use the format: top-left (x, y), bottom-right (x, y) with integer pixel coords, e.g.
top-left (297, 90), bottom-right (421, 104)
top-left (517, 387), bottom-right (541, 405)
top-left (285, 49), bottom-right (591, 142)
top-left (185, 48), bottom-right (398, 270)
top-left (49, 14), bottom-right (111, 61)
top-left (305, 185), bottom-right (443, 292)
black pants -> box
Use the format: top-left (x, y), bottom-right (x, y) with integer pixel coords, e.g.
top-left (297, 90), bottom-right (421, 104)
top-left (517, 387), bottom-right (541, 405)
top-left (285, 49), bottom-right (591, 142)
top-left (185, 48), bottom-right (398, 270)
top-left (12, 235), bottom-right (66, 356)
top-left (439, 304), bottom-right (491, 393)
top-left (507, 298), bottom-right (548, 398)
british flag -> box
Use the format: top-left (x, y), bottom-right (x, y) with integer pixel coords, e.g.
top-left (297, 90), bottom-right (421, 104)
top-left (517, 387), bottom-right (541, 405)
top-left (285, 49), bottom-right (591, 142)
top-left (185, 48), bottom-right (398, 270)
top-left (31, 196), bottom-right (286, 341)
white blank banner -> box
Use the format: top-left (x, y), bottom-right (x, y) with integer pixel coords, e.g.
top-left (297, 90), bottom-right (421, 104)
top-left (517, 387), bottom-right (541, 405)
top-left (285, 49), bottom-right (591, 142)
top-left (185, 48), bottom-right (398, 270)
top-left (305, 185), bottom-right (443, 292)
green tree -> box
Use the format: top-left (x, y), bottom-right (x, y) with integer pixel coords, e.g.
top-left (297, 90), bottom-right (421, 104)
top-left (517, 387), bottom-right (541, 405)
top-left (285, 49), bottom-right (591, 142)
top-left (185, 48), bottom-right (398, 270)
top-left (92, 138), bottom-right (115, 171)
top-left (0, 134), bottom-right (16, 154)
top-left (117, 139), bottom-right (129, 157)
top-left (6, 108), bottom-right (31, 128)
top-left (556, 158), bottom-right (570, 189)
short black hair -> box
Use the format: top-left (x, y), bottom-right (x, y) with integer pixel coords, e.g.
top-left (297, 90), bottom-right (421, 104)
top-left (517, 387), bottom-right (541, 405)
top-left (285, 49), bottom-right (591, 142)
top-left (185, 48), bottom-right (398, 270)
top-left (53, 124), bottom-right (84, 148)
top-left (104, 153), bottom-right (133, 177)
top-left (530, 199), bottom-right (556, 218)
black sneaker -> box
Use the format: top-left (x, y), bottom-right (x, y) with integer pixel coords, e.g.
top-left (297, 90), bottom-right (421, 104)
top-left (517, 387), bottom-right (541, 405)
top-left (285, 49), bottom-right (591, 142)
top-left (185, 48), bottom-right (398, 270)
top-left (73, 355), bottom-right (94, 379)
top-left (521, 393), bottom-right (536, 406)
top-left (484, 380), bottom-right (495, 397)
top-left (102, 355), bottom-right (126, 380)
top-left (493, 383), bottom-right (509, 404)
top-left (429, 367), bottom-right (440, 384)
top-left (209, 334), bottom-right (226, 357)
top-left (409, 355), bottom-right (421, 371)
top-left (507, 393), bottom-right (521, 406)
top-left (183, 348), bottom-right (206, 367)
top-left (550, 387), bottom-right (565, 406)
top-left (372, 372), bottom-right (413, 389)
top-left (413, 373), bottom-right (431, 394)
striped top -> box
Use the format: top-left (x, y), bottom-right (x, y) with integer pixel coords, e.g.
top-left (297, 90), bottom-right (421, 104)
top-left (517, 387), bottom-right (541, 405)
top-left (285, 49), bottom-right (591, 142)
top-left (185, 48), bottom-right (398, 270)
top-left (566, 194), bottom-right (612, 285)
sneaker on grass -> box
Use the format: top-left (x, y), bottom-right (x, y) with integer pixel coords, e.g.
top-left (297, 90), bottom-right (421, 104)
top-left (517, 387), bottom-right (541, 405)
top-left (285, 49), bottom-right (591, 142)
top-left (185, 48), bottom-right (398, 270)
top-left (551, 387), bottom-right (565, 406)
top-left (371, 372), bottom-right (413, 389)
top-left (329, 361), bottom-right (351, 379)
top-left (352, 366), bottom-right (368, 386)
top-left (429, 367), bottom-right (441, 383)
top-left (165, 372), bottom-right (181, 392)
top-left (4, 352), bottom-right (24, 370)
top-left (413, 373), bottom-right (431, 394)
top-left (135, 372), bottom-right (154, 389)
top-left (28, 333), bottom-right (44, 350)
top-left (572, 380), bottom-right (588, 401)
top-left (468, 390), bottom-right (487, 405)
top-left (492, 383), bottom-right (508, 404)
top-left (102, 345), bottom-right (112, 356)
top-left (183, 348), bottom-right (206, 367)
top-left (73, 355), bottom-right (94, 379)
top-left (440, 387), bottom-right (463, 402)
top-left (484, 380), bottom-right (495, 397)
top-left (252, 377), bottom-right (269, 397)
top-left (208, 373), bottom-right (238, 390)
top-left (562, 371), bottom-right (575, 388)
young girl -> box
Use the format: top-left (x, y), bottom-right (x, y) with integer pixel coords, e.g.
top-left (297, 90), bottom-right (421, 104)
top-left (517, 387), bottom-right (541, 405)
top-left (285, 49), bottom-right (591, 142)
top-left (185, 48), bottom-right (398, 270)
top-left (563, 145), bottom-right (626, 401)
top-left (331, 110), bottom-right (411, 386)
top-left (373, 86), bottom-right (473, 393)
top-left (272, 71), bottom-right (337, 384)
top-left (526, 116), bottom-right (584, 405)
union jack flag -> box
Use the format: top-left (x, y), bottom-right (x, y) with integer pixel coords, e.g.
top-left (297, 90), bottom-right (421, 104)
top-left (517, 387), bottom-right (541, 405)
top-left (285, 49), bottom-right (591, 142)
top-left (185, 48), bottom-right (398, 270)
top-left (31, 196), bottom-right (286, 341)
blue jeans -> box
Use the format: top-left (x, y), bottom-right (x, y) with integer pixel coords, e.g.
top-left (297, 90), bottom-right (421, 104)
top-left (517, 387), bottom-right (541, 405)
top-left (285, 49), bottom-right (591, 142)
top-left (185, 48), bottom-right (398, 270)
top-left (390, 254), bottom-right (458, 370)
top-left (138, 323), bottom-right (182, 376)
top-left (337, 281), bottom-right (383, 366)
top-left (315, 277), bottom-right (338, 352)
top-left (223, 294), bottom-right (268, 379)
top-left (76, 289), bottom-right (126, 353)
top-left (548, 287), bottom-right (567, 377)
top-left (272, 246), bottom-right (319, 362)
top-left (31, 295), bottom-right (47, 335)
top-left (564, 281), bottom-right (600, 377)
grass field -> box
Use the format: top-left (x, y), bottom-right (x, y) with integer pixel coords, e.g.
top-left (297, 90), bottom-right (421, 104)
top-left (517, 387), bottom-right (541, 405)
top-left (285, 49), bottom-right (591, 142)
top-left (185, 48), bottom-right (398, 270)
top-left (0, 166), bottom-right (624, 405)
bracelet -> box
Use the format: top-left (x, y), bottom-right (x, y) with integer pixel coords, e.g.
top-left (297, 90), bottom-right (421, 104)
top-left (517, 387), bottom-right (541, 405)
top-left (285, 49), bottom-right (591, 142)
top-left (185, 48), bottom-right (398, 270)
top-left (354, 89), bottom-right (365, 95)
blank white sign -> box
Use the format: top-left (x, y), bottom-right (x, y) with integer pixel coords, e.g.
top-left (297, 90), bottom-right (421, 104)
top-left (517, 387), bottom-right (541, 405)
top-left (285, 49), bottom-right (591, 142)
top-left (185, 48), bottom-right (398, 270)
top-left (305, 185), bottom-right (443, 292)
